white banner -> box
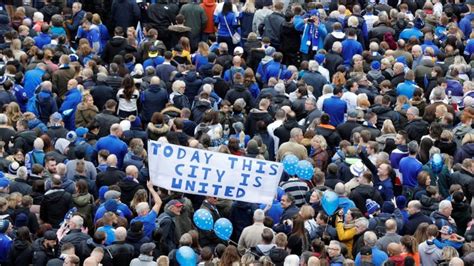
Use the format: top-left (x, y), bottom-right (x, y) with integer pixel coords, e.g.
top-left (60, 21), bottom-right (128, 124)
top-left (148, 141), bottom-right (283, 204)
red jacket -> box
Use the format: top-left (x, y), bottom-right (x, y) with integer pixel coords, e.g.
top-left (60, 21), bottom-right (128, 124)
top-left (201, 0), bottom-right (216, 33)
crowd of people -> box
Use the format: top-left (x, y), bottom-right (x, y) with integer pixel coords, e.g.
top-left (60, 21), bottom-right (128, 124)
top-left (0, 0), bottom-right (471, 265)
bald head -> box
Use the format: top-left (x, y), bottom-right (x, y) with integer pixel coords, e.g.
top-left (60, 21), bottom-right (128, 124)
top-left (385, 219), bottom-right (397, 232)
top-left (233, 56), bottom-right (242, 66)
top-left (115, 227), bottom-right (127, 241)
top-left (150, 76), bottom-right (161, 85)
top-left (67, 79), bottom-right (78, 90)
top-left (106, 154), bottom-right (118, 167)
top-left (126, 165), bottom-right (139, 178)
top-left (42, 81), bottom-right (53, 91)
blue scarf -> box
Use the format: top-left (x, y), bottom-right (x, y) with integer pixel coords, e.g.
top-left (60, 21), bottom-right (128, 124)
top-left (308, 23), bottom-right (319, 51)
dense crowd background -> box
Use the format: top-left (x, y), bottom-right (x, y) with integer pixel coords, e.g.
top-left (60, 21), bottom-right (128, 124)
top-left (0, 0), bottom-right (471, 265)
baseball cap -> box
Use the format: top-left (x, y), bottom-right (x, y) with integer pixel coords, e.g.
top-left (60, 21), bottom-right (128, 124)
top-left (140, 242), bottom-right (156, 254)
top-left (348, 110), bottom-right (358, 118)
top-left (44, 230), bottom-right (57, 241)
top-left (234, 46), bottom-right (244, 55)
top-left (75, 127), bottom-right (88, 137)
top-left (167, 199), bottom-right (184, 208)
top-left (148, 46), bottom-right (159, 58)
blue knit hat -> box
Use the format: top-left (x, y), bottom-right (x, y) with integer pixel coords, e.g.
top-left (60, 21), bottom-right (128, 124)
top-left (366, 199), bottom-right (380, 215)
top-left (371, 61), bottom-right (381, 70)
top-left (382, 201), bottom-right (395, 214)
top-left (396, 196), bottom-right (407, 209)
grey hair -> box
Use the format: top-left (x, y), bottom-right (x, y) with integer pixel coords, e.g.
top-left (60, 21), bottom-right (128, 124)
top-left (363, 231), bottom-right (377, 247)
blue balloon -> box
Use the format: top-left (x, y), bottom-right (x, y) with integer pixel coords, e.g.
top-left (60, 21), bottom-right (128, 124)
top-left (296, 160), bottom-right (314, 180)
top-left (322, 191), bottom-right (339, 215)
top-left (193, 209), bottom-right (214, 231)
top-left (214, 218), bottom-right (233, 241)
top-left (282, 154), bottom-right (299, 175)
top-left (431, 153), bottom-right (444, 174)
top-left (176, 246), bottom-right (197, 266)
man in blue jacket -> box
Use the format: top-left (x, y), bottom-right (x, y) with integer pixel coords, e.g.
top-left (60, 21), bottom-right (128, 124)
top-left (65, 2), bottom-right (86, 47)
top-left (341, 28), bottom-right (362, 66)
top-left (140, 76), bottom-right (168, 124)
top-left (95, 124), bottom-right (128, 169)
top-left (323, 87), bottom-right (347, 127)
top-left (81, 19), bottom-right (101, 54)
top-left (33, 24), bottom-right (52, 49)
top-left (0, 220), bottom-right (12, 264)
top-left (24, 63), bottom-right (47, 98)
top-left (59, 79), bottom-right (82, 130)
top-left (27, 81), bottom-right (58, 124)
top-left (459, 0), bottom-right (474, 39)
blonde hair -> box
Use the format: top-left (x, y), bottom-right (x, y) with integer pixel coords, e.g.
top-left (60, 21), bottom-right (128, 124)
top-left (381, 120), bottom-right (396, 134)
top-left (197, 42), bottom-right (209, 56)
top-left (242, 0), bottom-right (256, 13)
top-left (462, 133), bottom-right (474, 145)
top-left (312, 135), bottom-right (328, 150)
top-left (299, 205), bottom-right (315, 220)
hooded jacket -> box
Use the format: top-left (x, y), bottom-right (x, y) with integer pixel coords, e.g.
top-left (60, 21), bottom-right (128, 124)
top-left (27, 90), bottom-right (58, 124)
top-left (40, 188), bottom-right (73, 228)
top-left (118, 177), bottom-right (144, 206)
top-left (269, 247), bottom-right (288, 266)
top-left (8, 238), bottom-right (32, 265)
top-left (454, 143), bottom-right (474, 164)
top-left (370, 105), bottom-right (401, 130)
top-left (75, 103), bottom-right (98, 128)
top-left (404, 118), bottom-right (429, 142)
top-left (111, 0), bottom-right (140, 31)
top-left (141, 84), bottom-right (169, 123)
top-left (32, 238), bottom-right (56, 266)
top-left (102, 37), bottom-right (128, 64)
top-left (225, 84), bottom-right (253, 108)
top-left (147, 123), bottom-right (169, 141)
top-left (126, 229), bottom-right (150, 257)
top-left (418, 239), bottom-right (442, 266)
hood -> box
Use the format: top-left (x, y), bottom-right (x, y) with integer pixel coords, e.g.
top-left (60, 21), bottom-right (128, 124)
top-left (184, 71), bottom-right (199, 82)
top-left (168, 24), bottom-right (191, 33)
top-left (202, 0), bottom-right (217, 7)
top-left (44, 189), bottom-right (67, 202)
top-left (193, 100), bottom-right (211, 109)
top-left (420, 58), bottom-right (435, 67)
top-left (430, 211), bottom-right (448, 221)
top-left (233, 83), bottom-right (246, 92)
top-left (371, 105), bottom-right (392, 115)
top-left (422, 240), bottom-right (439, 254)
top-left (261, 57), bottom-right (273, 65)
top-left (38, 90), bottom-right (53, 103)
top-left (109, 37), bottom-right (127, 47)
top-left (126, 230), bottom-right (145, 243)
top-left (269, 248), bottom-right (287, 263)
top-left (72, 193), bottom-right (92, 207)
top-left (331, 31), bottom-right (345, 39)
top-left (119, 178), bottom-right (141, 193)
top-left (461, 143), bottom-right (474, 154)
top-left (13, 239), bottom-right (30, 250)
top-left (368, 70), bottom-right (383, 79)
top-left (284, 119), bottom-right (299, 130)
top-left (420, 195), bottom-right (438, 207)
top-left (147, 122), bottom-right (169, 134)
top-left (77, 102), bottom-right (99, 112)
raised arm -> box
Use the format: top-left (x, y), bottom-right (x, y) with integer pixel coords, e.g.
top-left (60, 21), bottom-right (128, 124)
top-left (147, 181), bottom-right (162, 214)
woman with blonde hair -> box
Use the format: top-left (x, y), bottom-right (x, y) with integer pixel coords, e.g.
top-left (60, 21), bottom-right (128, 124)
top-left (192, 42), bottom-right (210, 69)
top-left (239, 0), bottom-right (256, 43)
top-left (454, 132), bottom-right (474, 163)
top-left (243, 68), bottom-right (260, 99)
top-left (11, 39), bottom-right (26, 61)
top-left (75, 93), bottom-right (99, 128)
top-left (6, 102), bottom-right (22, 128)
top-left (299, 205), bottom-right (318, 240)
top-left (310, 135), bottom-right (329, 172)
top-left (376, 120), bottom-right (397, 150)
top-left (92, 14), bottom-right (110, 50)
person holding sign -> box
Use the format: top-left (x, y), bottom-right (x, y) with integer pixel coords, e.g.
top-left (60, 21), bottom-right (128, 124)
top-left (130, 181), bottom-right (162, 238)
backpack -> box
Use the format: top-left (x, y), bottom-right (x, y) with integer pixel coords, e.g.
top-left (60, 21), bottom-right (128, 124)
top-left (155, 212), bottom-right (172, 231)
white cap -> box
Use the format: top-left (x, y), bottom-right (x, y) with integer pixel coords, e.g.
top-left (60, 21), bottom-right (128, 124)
top-left (233, 46), bottom-right (244, 55)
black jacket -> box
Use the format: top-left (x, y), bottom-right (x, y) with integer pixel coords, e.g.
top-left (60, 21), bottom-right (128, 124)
top-left (404, 118), bottom-right (429, 142)
top-left (349, 184), bottom-right (383, 214)
top-left (59, 229), bottom-right (91, 255)
top-left (370, 105), bottom-right (401, 130)
top-left (337, 120), bottom-right (360, 141)
top-left (224, 84), bottom-right (253, 108)
top-left (324, 51), bottom-right (344, 78)
top-left (97, 167), bottom-right (126, 188)
top-left (191, 99), bottom-right (212, 123)
top-left (125, 230), bottom-right (150, 257)
top-left (118, 178), bottom-right (144, 206)
top-left (8, 239), bottom-right (33, 266)
top-left (274, 119), bottom-right (302, 145)
top-left (9, 178), bottom-right (32, 195)
top-left (401, 212), bottom-right (433, 235)
top-left (141, 84), bottom-right (169, 123)
top-left (94, 110), bottom-right (120, 138)
top-left (32, 238), bottom-right (56, 266)
top-left (351, 124), bottom-right (381, 140)
top-left (102, 37), bottom-right (128, 64)
top-left (245, 108), bottom-right (273, 137)
top-left (103, 241), bottom-right (135, 266)
top-left (40, 188), bottom-right (73, 228)
top-left (90, 82), bottom-right (116, 112)
top-left (13, 130), bottom-right (36, 153)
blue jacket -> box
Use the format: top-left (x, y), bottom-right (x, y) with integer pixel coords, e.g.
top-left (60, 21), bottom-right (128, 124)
top-left (67, 9), bottom-right (85, 36)
top-left (322, 96), bottom-right (347, 126)
top-left (28, 118), bottom-right (48, 134)
top-left (95, 135), bottom-right (128, 168)
top-left (141, 84), bottom-right (169, 123)
top-left (300, 22), bottom-right (327, 54)
top-left (33, 33), bottom-right (52, 49)
top-left (0, 233), bottom-right (12, 263)
top-left (459, 13), bottom-right (474, 39)
top-left (13, 84), bottom-right (28, 112)
top-left (215, 12), bottom-right (237, 37)
top-left (25, 149), bottom-right (45, 172)
top-left (341, 38), bottom-right (362, 66)
top-left (224, 67), bottom-right (245, 83)
top-left (143, 56), bottom-right (165, 69)
top-left (263, 61), bottom-right (288, 83)
top-left (421, 40), bottom-right (440, 55)
top-left (355, 247), bottom-right (388, 266)
top-left (27, 90), bottom-right (58, 124)
top-left (337, 196), bottom-right (356, 215)
top-left (98, 24), bottom-right (110, 51)
top-left (399, 28), bottom-right (423, 40)
top-left (60, 88), bottom-right (82, 130)
top-left (24, 67), bottom-right (46, 98)
top-left (399, 156), bottom-right (422, 188)
top-left (396, 80), bottom-right (417, 99)
top-left (465, 38), bottom-right (474, 58)
top-left (85, 25), bottom-right (101, 54)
